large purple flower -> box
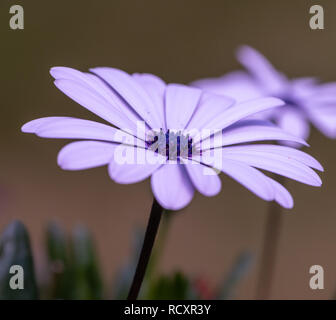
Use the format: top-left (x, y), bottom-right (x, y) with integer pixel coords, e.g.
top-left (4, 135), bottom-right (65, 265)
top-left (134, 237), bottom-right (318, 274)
top-left (192, 45), bottom-right (336, 141)
top-left (22, 67), bottom-right (323, 210)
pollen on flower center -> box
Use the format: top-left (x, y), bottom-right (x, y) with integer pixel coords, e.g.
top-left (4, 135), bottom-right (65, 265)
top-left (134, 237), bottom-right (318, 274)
top-left (146, 129), bottom-right (200, 160)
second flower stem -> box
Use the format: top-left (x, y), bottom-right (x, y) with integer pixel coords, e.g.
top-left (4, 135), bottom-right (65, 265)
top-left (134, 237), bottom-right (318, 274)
top-left (127, 198), bottom-right (163, 300)
top-left (256, 176), bottom-right (285, 299)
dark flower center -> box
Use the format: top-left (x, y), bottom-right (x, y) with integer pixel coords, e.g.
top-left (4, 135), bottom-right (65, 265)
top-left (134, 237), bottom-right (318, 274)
top-left (146, 129), bottom-right (199, 160)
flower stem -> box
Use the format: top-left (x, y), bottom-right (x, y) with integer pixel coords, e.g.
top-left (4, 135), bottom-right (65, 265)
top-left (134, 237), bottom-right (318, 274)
top-left (144, 210), bottom-right (172, 279)
top-left (256, 176), bottom-right (285, 299)
top-left (127, 198), bottom-right (163, 300)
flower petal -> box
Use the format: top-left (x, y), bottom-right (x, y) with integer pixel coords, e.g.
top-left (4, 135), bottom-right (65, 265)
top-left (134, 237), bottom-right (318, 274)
top-left (51, 67), bottom-right (118, 104)
top-left (194, 152), bottom-right (293, 206)
top-left (108, 148), bottom-right (164, 184)
top-left (196, 120), bottom-right (308, 150)
top-left (192, 97), bottom-right (284, 143)
top-left (236, 45), bottom-right (287, 94)
top-left (183, 161), bottom-right (221, 196)
top-left (307, 104), bottom-right (336, 138)
top-left (132, 73), bottom-right (166, 129)
top-left (54, 79), bottom-right (138, 133)
top-left (199, 157), bottom-right (274, 201)
top-left (22, 117), bottom-right (69, 133)
top-left (218, 146), bottom-right (322, 186)
top-left (276, 108), bottom-right (310, 141)
top-left (91, 67), bottom-right (164, 129)
top-left (218, 144), bottom-right (323, 171)
top-left (51, 67), bottom-right (143, 130)
top-left (290, 77), bottom-right (318, 99)
top-left (22, 117), bottom-right (145, 147)
top-left (192, 71), bottom-right (263, 103)
top-left (186, 92), bottom-right (235, 131)
top-left (266, 177), bottom-right (294, 209)
top-left (151, 164), bottom-right (194, 210)
top-left (57, 141), bottom-right (117, 170)
top-left (165, 84), bottom-right (202, 130)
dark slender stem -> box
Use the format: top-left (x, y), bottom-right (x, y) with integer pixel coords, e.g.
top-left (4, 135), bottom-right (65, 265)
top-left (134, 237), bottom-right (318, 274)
top-left (127, 198), bottom-right (163, 300)
top-left (145, 210), bottom-right (173, 278)
top-left (256, 176), bottom-right (285, 299)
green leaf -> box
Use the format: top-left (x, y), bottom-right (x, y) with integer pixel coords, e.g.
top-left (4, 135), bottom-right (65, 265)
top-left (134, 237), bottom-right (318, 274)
top-left (0, 220), bottom-right (38, 299)
top-left (46, 222), bottom-right (73, 299)
top-left (70, 225), bottom-right (103, 299)
top-left (145, 271), bottom-right (196, 300)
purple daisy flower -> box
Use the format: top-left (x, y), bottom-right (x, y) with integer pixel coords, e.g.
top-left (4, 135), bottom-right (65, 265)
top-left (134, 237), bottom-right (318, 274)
top-left (192, 45), bottom-right (336, 141)
top-left (22, 67), bottom-right (323, 210)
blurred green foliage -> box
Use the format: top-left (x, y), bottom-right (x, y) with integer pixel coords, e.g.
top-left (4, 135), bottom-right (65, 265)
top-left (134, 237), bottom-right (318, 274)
top-left (0, 221), bottom-right (38, 299)
top-left (46, 222), bottom-right (72, 299)
top-left (145, 271), bottom-right (197, 299)
top-left (0, 220), bottom-right (253, 300)
top-left (46, 222), bottom-right (103, 299)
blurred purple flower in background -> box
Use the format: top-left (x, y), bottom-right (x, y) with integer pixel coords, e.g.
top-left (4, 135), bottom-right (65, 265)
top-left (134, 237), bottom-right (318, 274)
top-left (22, 67), bottom-right (323, 210)
top-left (193, 45), bottom-right (336, 141)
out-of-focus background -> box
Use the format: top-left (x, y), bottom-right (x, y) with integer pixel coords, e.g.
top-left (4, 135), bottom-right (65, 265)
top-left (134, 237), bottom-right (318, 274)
top-left (0, 0), bottom-right (335, 299)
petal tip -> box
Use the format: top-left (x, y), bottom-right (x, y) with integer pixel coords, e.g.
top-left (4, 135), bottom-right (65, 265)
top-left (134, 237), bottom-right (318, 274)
top-left (21, 123), bottom-right (31, 133)
top-left (50, 66), bottom-right (67, 79)
top-left (283, 202), bottom-right (294, 210)
top-left (21, 121), bottom-right (37, 133)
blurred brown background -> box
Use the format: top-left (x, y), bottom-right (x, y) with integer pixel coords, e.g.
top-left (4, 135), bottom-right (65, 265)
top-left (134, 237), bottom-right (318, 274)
top-left (0, 0), bottom-right (335, 299)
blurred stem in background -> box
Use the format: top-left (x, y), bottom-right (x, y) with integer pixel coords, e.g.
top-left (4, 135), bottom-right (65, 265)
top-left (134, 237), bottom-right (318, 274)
top-left (219, 252), bottom-right (254, 300)
top-left (127, 198), bottom-right (164, 300)
top-left (256, 176), bottom-right (285, 300)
